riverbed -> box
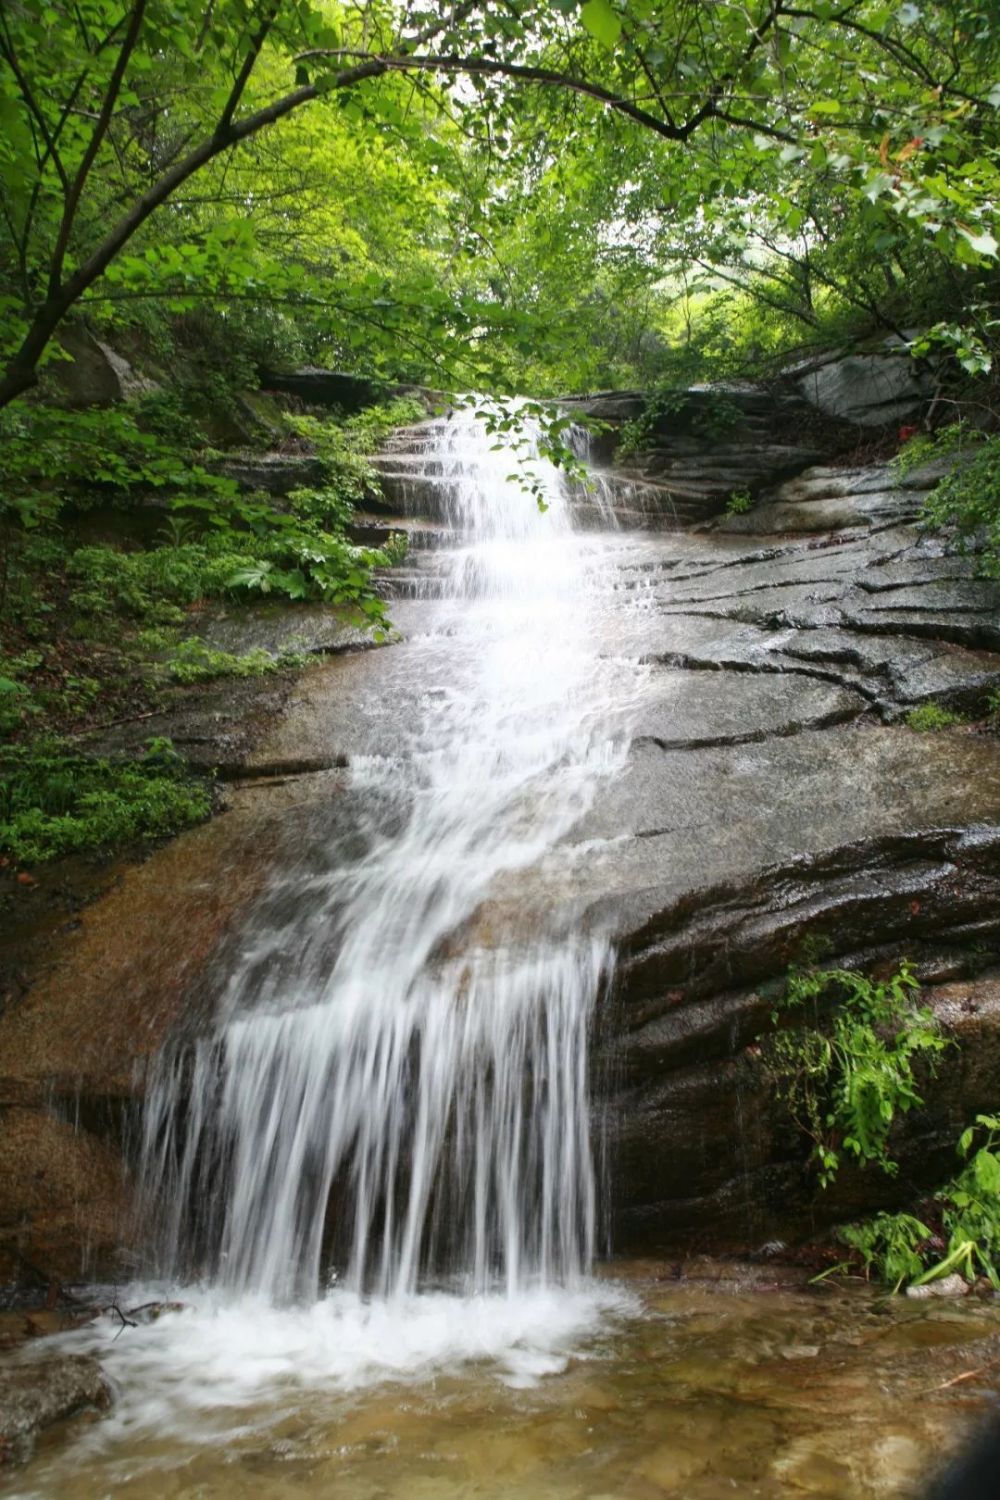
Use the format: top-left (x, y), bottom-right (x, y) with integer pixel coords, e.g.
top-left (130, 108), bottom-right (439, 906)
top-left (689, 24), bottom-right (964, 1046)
top-left (11, 1262), bottom-right (1000, 1498)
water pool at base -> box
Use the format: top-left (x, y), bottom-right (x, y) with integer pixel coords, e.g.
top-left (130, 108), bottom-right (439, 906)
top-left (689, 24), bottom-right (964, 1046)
top-left (11, 1264), bottom-right (1000, 1499)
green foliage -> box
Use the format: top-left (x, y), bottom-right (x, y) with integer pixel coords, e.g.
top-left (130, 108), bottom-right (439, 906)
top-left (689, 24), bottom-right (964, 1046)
top-left (68, 530), bottom-right (383, 621)
top-left (281, 396), bottom-right (425, 519)
top-left (163, 638), bottom-right (309, 684)
top-left (840, 1212), bottom-right (934, 1294)
top-left (935, 1113), bottom-right (1000, 1289)
top-left (726, 488), bottom-right (753, 516)
top-left (0, 739), bottom-right (211, 864)
top-left (66, 490), bottom-right (401, 624)
top-left (0, 401), bottom-right (236, 516)
top-left (922, 437), bottom-right (1000, 578)
top-left (617, 387), bottom-right (742, 460)
top-left (0, 645), bottom-right (107, 736)
top-left (891, 422), bottom-right (968, 481)
top-left (1, 0), bottom-right (999, 408)
top-left (769, 961), bottom-right (947, 1187)
top-left (905, 703), bottom-right (963, 731)
top-left (836, 1114), bottom-right (1000, 1292)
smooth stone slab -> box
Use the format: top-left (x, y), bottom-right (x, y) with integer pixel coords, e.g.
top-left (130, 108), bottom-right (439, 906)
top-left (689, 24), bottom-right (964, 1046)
top-left (631, 670), bottom-right (865, 748)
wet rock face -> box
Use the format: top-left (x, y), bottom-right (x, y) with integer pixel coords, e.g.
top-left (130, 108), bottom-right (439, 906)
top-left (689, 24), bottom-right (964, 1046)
top-left (555, 383), bottom-right (854, 524)
top-left (561, 462), bottom-right (1000, 1247)
top-left (0, 1353), bottom-right (110, 1466)
top-left (217, 452), bottom-right (327, 496)
top-left (0, 1110), bottom-right (129, 1283)
top-left (5, 425), bottom-right (1000, 1269)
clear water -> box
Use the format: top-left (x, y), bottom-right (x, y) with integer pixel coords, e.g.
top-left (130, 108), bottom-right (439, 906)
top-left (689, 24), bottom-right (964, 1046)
top-left (12, 1268), bottom-right (1000, 1497)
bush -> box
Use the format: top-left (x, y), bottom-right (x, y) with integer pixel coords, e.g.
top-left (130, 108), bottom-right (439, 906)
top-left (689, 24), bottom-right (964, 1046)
top-left (837, 1114), bottom-right (1000, 1291)
top-left (67, 510), bottom-right (403, 624)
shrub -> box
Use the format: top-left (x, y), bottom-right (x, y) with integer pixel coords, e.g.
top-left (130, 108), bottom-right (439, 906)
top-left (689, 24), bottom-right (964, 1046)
top-left (836, 1114), bottom-right (1000, 1291)
top-left (922, 435), bottom-right (1000, 576)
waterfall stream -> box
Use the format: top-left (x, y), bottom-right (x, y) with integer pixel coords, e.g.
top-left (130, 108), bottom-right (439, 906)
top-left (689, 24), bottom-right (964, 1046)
top-left (138, 405), bottom-right (639, 1318)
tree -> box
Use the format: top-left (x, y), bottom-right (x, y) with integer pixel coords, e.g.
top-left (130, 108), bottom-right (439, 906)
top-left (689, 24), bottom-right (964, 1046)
top-left (2, 0), bottom-right (998, 412)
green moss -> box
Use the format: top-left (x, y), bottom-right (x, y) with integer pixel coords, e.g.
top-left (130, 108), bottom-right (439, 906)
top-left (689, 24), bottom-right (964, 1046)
top-left (904, 703), bottom-right (963, 731)
top-left (163, 637), bottom-right (309, 683)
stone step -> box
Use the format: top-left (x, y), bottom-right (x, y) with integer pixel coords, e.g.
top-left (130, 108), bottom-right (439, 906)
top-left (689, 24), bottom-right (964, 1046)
top-left (370, 452), bottom-right (452, 475)
top-left (348, 513), bottom-right (459, 551)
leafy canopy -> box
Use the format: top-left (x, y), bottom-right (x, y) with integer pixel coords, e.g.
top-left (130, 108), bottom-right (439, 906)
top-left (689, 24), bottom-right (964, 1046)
top-left (1, 1), bottom-right (999, 408)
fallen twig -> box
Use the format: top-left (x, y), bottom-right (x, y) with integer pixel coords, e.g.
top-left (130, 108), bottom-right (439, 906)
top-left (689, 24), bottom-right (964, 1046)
top-left (922, 1359), bottom-right (1000, 1395)
top-left (65, 709), bottom-right (161, 738)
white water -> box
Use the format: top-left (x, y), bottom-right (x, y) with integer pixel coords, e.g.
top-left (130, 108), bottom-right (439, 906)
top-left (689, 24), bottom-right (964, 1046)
top-left (101, 406), bottom-right (644, 1425)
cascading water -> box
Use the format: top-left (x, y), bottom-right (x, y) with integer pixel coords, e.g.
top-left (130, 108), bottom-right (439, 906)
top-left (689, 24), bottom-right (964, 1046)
top-left (98, 403), bottom-right (646, 1422)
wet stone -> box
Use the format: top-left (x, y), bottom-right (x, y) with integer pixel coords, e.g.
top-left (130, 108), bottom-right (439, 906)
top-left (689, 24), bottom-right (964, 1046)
top-left (0, 1354), bottom-right (110, 1466)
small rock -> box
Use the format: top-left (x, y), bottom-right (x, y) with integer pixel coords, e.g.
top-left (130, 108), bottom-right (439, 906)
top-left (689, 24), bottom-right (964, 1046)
top-left (905, 1274), bottom-right (970, 1299)
top-left (781, 1344), bottom-right (821, 1360)
top-left (0, 1353), bottom-right (111, 1466)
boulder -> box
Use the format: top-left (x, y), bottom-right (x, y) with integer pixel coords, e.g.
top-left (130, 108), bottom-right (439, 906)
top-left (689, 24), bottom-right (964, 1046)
top-left (217, 452), bottom-right (327, 496)
top-left (259, 368), bottom-right (437, 413)
top-left (794, 348), bottom-right (934, 427)
top-left (46, 325), bottom-right (158, 409)
top-left (0, 1353), bottom-right (110, 1466)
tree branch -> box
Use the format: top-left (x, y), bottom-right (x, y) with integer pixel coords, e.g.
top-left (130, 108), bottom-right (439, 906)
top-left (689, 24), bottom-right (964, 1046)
top-left (0, 16), bottom-right (69, 188)
top-left (217, 0), bottom-right (279, 134)
top-left (48, 0), bottom-right (147, 295)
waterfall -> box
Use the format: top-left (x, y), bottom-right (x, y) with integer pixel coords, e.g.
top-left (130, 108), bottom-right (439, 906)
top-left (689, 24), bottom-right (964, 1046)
top-left (140, 403), bottom-right (633, 1305)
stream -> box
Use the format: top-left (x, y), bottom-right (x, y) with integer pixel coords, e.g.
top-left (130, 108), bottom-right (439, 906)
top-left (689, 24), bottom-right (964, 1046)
top-left (8, 408), bottom-right (1000, 1497)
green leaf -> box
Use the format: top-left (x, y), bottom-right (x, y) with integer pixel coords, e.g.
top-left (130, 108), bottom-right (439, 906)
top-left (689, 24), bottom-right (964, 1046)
top-left (973, 1149), bottom-right (1000, 1194)
top-left (580, 0), bottom-right (621, 48)
top-left (957, 225), bottom-right (998, 258)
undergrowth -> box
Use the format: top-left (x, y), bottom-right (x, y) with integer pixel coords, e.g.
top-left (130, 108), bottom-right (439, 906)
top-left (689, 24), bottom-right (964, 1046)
top-left (892, 421), bottom-right (1000, 579)
top-left (768, 960), bottom-right (947, 1188)
top-left (0, 739), bottom-right (211, 864)
top-left (770, 958), bottom-right (1000, 1293)
top-left (837, 1114), bottom-right (1000, 1292)
top-left (0, 396), bottom-right (418, 866)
